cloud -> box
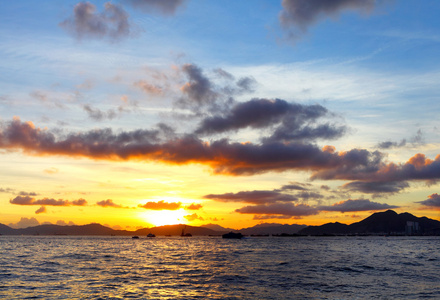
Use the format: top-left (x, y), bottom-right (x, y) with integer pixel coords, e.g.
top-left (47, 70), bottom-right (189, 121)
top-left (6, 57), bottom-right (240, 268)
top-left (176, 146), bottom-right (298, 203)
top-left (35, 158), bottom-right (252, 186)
top-left (314, 153), bottom-right (440, 195)
top-left (204, 190), bottom-right (298, 204)
top-left (178, 64), bottom-right (219, 110)
top-left (377, 129), bottom-right (424, 149)
top-left (417, 193), bottom-right (440, 208)
top-left (342, 181), bottom-right (410, 195)
top-left (9, 217), bottom-right (40, 229)
top-left (123, 0), bottom-right (186, 15)
top-left (279, 0), bottom-right (385, 40)
top-left (56, 220), bottom-right (76, 226)
top-left (186, 203), bottom-right (203, 210)
top-left (10, 196), bottom-right (87, 206)
top-left (18, 191), bottom-right (38, 196)
top-left (134, 80), bottom-right (163, 95)
top-left (83, 104), bottom-right (120, 121)
top-left (60, 2), bottom-right (131, 41)
top-left (1, 116), bottom-right (439, 192)
top-left (35, 206), bottom-right (47, 214)
top-left (177, 63), bottom-right (256, 113)
top-left (44, 168), bottom-right (59, 174)
top-left (96, 199), bottom-right (127, 208)
top-left (252, 215), bottom-right (294, 220)
top-left (295, 191), bottom-right (325, 200)
top-left (0, 187), bottom-right (15, 193)
top-left (194, 98), bottom-right (346, 143)
top-left (279, 182), bottom-right (312, 191)
top-left (235, 203), bottom-right (319, 217)
top-left (377, 139), bottom-right (407, 150)
top-left (138, 200), bottom-right (181, 210)
top-left (318, 199), bottom-right (399, 213)
top-left (184, 213), bottom-right (204, 222)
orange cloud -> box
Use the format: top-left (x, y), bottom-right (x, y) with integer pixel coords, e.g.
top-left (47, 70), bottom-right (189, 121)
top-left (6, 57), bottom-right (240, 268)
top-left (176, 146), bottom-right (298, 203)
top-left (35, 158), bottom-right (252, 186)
top-left (138, 200), bottom-right (181, 210)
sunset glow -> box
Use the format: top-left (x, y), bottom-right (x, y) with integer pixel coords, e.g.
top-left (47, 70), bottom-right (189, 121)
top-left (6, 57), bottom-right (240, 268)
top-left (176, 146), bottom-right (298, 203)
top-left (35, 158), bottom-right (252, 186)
top-left (1, 0), bottom-right (440, 231)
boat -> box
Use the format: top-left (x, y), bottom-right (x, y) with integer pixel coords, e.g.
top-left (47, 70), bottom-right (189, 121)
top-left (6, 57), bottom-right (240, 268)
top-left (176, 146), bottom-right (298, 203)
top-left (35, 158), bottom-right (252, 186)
top-left (222, 232), bottom-right (243, 239)
top-left (132, 235), bottom-right (139, 239)
top-left (181, 225), bottom-right (192, 237)
top-left (147, 233), bottom-right (155, 237)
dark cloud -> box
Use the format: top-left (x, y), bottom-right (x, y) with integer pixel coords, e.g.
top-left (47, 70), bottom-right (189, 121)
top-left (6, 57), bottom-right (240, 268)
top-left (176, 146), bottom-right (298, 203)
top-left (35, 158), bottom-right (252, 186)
top-left (279, 0), bottom-right (384, 40)
top-left (186, 203), bottom-right (203, 210)
top-left (0, 187), bottom-right (15, 193)
top-left (315, 153), bottom-right (440, 185)
top-left (60, 2), bottom-right (131, 41)
top-left (235, 203), bottom-right (319, 217)
top-left (253, 215), bottom-right (294, 220)
top-left (279, 182), bottom-right (310, 191)
top-left (377, 130), bottom-right (424, 149)
top-left (1, 118), bottom-right (439, 192)
top-left (138, 200), bottom-right (181, 210)
top-left (35, 206), bottom-right (46, 214)
top-left (83, 104), bottom-right (119, 121)
top-left (417, 193), bottom-right (440, 208)
top-left (319, 199), bottom-right (399, 213)
top-left (377, 139), bottom-right (407, 150)
top-left (342, 181), bottom-right (410, 194)
top-left (123, 0), bottom-right (186, 15)
top-left (184, 213), bottom-right (204, 222)
top-left (177, 64), bottom-right (256, 114)
top-left (295, 191), bottom-right (325, 200)
top-left (18, 191), bottom-right (38, 196)
top-left (194, 98), bottom-right (346, 143)
top-left (204, 190), bottom-right (298, 204)
top-left (178, 64), bottom-right (219, 110)
top-left (10, 196), bottom-right (87, 206)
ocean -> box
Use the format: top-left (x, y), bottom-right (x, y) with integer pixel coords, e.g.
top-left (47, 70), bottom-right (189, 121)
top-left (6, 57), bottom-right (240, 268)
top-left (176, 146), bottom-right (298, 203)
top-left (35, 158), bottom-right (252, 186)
top-left (0, 235), bottom-right (439, 299)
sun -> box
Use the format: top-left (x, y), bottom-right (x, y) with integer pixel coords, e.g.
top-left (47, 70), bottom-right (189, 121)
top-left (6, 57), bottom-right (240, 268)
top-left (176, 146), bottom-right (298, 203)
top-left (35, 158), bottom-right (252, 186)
top-left (142, 209), bottom-right (187, 227)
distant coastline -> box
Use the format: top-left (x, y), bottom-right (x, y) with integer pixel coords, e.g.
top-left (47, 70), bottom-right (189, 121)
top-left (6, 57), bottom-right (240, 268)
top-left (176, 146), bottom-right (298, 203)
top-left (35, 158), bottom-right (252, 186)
top-left (1, 210), bottom-right (440, 236)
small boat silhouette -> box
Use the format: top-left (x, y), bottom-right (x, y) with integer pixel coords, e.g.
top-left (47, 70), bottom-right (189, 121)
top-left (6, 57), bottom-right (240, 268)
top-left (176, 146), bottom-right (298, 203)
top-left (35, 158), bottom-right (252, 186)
top-left (222, 232), bottom-right (243, 239)
top-left (147, 233), bottom-right (155, 237)
top-left (132, 235), bottom-right (140, 239)
top-left (181, 225), bottom-right (192, 237)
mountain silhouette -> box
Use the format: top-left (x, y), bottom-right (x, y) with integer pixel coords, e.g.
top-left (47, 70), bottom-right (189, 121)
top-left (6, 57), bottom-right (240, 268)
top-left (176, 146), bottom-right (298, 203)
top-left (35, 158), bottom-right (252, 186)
top-left (298, 210), bottom-right (440, 235)
top-left (1, 210), bottom-right (439, 236)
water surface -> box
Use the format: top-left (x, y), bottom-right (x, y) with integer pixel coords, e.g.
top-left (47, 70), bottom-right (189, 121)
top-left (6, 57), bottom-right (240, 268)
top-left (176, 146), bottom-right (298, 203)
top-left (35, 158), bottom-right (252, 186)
top-left (1, 236), bottom-right (439, 299)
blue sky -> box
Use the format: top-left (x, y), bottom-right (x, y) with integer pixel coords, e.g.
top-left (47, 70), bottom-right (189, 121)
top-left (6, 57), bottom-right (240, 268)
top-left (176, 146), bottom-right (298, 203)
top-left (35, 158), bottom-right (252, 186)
top-left (1, 0), bottom-right (440, 229)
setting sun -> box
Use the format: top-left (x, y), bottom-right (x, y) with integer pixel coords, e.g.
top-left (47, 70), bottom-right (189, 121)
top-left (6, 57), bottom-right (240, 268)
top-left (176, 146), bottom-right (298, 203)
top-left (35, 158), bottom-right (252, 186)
top-left (143, 210), bottom-right (187, 227)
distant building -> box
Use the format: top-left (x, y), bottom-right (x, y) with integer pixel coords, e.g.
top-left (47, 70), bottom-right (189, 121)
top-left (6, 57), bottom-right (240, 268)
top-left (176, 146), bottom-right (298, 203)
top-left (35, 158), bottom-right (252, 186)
top-left (406, 221), bottom-right (420, 235)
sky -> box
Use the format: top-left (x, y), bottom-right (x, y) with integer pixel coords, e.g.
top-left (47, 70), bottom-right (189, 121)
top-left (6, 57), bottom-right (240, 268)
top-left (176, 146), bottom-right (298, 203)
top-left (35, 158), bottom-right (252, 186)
top-left (1, 0), bottom-right (440, 230)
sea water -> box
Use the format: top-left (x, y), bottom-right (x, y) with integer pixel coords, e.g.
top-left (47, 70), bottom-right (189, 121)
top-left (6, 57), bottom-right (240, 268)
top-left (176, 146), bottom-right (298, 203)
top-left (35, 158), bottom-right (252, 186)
top-left (0, 236), bottom-right (439, 299)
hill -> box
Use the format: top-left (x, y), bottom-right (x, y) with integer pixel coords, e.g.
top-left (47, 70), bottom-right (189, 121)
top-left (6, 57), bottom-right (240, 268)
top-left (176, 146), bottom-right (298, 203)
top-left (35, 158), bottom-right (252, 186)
top-left (298, 210), bottom-right (440, 236)
top-left (1, 211), bottom-right (439, 236)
